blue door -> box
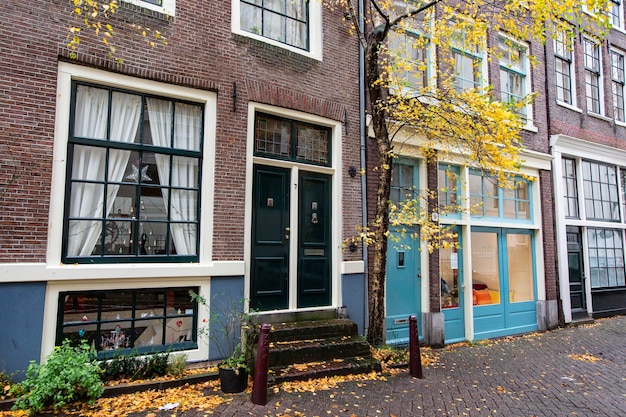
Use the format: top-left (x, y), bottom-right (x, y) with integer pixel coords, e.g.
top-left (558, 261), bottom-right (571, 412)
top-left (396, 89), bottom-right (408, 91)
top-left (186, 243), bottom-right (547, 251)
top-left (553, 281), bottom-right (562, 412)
top-left (471, 228), bottom-right (538, 340)
top-left (386, 227), bottom-right (421, 345)
top-left (440, 229), bottom-right (464, 343)
top-left (385, 160), bottom-right (421, 345)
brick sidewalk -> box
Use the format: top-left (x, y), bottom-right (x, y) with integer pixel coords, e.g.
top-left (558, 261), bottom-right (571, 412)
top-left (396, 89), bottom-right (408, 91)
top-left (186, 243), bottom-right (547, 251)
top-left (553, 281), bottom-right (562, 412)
top-left (200, 316), bottom-right (625, 417)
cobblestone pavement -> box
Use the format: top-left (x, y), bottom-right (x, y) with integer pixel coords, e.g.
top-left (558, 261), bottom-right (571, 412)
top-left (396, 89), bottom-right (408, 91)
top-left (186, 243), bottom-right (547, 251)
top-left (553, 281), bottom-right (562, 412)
top-left (207, 316), bottom-right (626, 417)
top-left (151, 317), bottom-right (626, 417)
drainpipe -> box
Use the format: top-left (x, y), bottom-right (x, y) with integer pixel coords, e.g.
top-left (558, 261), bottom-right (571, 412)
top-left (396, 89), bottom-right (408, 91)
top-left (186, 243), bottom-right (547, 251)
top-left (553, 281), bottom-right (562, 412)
top-left (358, 0), bottom-right (369, 336)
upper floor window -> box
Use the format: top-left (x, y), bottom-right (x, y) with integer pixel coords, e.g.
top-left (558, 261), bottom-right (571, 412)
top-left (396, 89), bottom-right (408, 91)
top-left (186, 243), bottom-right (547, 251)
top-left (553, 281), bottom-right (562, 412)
top-left (583, 37), bottom-right (603, 114)
top-left (63, 83), bottom-right (203, 264)
top-left (611, 49), bottom-right (626, 122)
top-left (389, 30), bottom-right (430, 93)
top-left (622, 168), bottom-right (626, 221)
top-left (254, 113), bottom-right (331, 166)
top-left (610, 0), bottom-right (623, 29)
top-left (498, 38), bottom-right (529, 119)
top-left (582, 161), bottom-right (620, 221)
top-left (123, 0), bottom-right (176, 16)
top-left (469, 171), bottom-right (531, 221)
top-left (554, 29), bottom-right (574, 105)
top-left (562, 158), bottom-right (580, 218)
top-left (450, 27), bottom-right (483, 92)
top-left (240, 0), bottom-right (308, 50)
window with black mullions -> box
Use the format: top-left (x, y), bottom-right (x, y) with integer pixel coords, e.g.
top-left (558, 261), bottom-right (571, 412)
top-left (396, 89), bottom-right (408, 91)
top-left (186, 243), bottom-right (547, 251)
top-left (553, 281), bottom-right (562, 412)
top-left (63, 82), bottom-right (203, 263)
top-left (240, 0), bottom-right (309, 50)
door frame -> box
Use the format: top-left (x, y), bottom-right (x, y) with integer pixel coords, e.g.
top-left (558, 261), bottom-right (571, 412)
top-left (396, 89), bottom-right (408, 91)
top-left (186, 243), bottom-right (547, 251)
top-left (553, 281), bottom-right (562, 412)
top-left (243, 104), bottom-right (343, 312)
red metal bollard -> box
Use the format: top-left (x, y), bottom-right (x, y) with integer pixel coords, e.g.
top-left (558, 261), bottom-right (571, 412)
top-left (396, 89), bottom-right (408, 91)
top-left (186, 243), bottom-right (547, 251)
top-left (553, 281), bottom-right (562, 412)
top-left (251, 323), bottom-right (271, 405)
top-left (409, 314), bottom-right (424, 379)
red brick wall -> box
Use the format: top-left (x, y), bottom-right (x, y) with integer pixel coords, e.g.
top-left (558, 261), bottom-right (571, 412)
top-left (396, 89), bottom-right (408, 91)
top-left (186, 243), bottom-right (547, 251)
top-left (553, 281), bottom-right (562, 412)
top-left (0, 0), bottom-right (362, 263)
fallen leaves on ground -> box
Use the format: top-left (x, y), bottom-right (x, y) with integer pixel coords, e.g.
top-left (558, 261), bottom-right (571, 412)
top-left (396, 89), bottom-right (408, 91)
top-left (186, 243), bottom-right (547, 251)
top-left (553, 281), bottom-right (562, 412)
top-left (567, 353), bottom-right (602, 362)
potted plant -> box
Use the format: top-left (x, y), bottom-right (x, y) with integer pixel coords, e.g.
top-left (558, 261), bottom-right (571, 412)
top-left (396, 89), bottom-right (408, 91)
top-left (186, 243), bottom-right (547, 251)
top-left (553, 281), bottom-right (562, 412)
top-left (216, 343), bottom-right (249, 393)
top-left (189, 290), bottom-right (251, 393)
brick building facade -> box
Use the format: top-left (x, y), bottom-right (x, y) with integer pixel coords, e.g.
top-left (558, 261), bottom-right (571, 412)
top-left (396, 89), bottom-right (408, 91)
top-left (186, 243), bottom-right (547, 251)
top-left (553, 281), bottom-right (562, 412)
top-left (0, 0), bottom-right (366, 377)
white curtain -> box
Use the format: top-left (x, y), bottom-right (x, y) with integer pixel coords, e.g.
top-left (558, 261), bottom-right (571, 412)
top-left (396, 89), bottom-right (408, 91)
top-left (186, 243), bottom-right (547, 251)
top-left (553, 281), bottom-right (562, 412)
top-left (146, 99), bottom-right (201, 255)
top-left (67, 86), bottom-right (141, 256)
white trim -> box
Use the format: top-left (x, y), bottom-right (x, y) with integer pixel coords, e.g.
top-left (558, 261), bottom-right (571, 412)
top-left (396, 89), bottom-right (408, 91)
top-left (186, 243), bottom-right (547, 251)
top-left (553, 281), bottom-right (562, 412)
top-left (341, 260), bottom-right (365, 275)
top-left (231, 0), bottom-right (322, 61)
top-left (556, 101), bottom-right (583, 113)
top-left (550, 134), bottom-right (626, 165)
top-left (244, 103), bottom-right (343, 310)
top-left (583, 36), bottom-right (605, 116)
top-left (122, 0), bottom-right (176, 17)
top-left (51, 62), bottom-right (217, 267)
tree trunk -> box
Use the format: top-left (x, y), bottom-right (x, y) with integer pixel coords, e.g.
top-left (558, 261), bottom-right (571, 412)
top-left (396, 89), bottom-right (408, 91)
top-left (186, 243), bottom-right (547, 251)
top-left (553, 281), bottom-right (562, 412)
top-left (365, 26), bottom-right (393, 346)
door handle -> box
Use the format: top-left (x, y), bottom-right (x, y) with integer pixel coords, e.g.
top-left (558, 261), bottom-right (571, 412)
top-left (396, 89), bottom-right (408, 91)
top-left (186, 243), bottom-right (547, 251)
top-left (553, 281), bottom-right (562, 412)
top-left (285, 227), bottom-right (290, 240)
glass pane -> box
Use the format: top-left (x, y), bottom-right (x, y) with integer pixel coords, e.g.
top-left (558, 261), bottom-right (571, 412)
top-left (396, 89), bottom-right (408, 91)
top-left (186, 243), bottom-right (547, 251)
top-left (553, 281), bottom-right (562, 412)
top-left (507, 234), bottom-right (533, 302)
top-left (74, 85), bottom-right (109, 140)
top-left (471, 232), bottom-right (500, 305)
top-left (264, 10), bottom-right (285, 43)
top-left (296, 125), bottom-right (329, 164)
top-left (286, 20), bottom-right (307, 49)
top-left (503, 199), bottom-right (515, 218)
top-left (134, 318), bottom-right (164, 347)
top-left (71, 145), bottom-right (106, 181)
top-left (286, 0), bottom-right (305, 19)
top-left (241, 3), bottom-right (262, 35)
top-left (174, 103), bottom-right (202, 151)
top-left (255, 116), bottom-right (291, 157)
top-left (144, 98), bottom-right (172, 147)
top-left (110, 92), bottom-right (142, 144)
top-left (440, 234), bottom-right (460, 309)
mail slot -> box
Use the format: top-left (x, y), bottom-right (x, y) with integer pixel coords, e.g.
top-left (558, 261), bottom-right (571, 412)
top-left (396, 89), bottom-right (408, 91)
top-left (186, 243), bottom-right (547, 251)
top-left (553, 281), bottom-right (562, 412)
top-left (304, 248), bottom-right (325, 256)
top-left (394, 318), bottom-right (409, 324)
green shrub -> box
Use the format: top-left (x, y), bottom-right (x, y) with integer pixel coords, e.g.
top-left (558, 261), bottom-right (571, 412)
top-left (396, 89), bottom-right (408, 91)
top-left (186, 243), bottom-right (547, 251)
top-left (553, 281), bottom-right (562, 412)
top-left (167, 354), bottom-right (187, 377)
top-left (10, 340), bottom-right (103, 413)
top-left (100, 350), bottom-right (171, 381)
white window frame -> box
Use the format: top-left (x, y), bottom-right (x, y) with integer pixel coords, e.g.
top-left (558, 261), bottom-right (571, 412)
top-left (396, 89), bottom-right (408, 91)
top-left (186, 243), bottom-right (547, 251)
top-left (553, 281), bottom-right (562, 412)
top-left (498, 35), bottom-right (536, 131)
top-left (554, 28), bottom-right (579, 109)
top-left (231, 0), bottom-right (322, 61)
top-left (611, 48), bottom-right (626, 123)
top-left (610, 0), bottom-right (624, 30)
top-left (49, 62), bottom-right (217, 266)
top-left (583, 37), bottom-right (604, 115)
top-left (123, 0), bottom-right (176, 16)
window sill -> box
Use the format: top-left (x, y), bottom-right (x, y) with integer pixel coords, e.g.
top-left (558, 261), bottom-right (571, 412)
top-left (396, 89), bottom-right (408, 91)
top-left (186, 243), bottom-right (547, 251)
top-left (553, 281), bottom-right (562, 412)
top-left (522, 122), bottom-right (538, 133)
top-left (121, 0), bottom-right (175, 21)
top-left (556, 101), bottom-right (582, 113)
top-left (587, 112), bottom-right (612, 122)
top-left (232, 31), bottom-right (322, 62)
top-left (614, 119), bottom-right (626, 128)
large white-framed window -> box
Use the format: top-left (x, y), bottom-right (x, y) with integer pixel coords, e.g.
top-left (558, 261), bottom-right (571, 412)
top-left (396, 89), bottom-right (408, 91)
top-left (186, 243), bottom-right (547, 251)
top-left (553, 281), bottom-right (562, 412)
top-left (498, 37), bottom-right (533, 122)
top-left (50, 63), bottom-right (217, 266)
top-left (587, 228), bottom-right (626, 288)
top-left (611, 49), bottom-right (626, 122)
top-left (123, 0), bottom-right (176, 16)
top-left (582, 160), bottom-right (621, 221)
top-left (232, 0), bottom-right (322, 60)
top-left (562, 157), bottom-right (580, 219)
top-left (554, 29), bottom-right (575, 106)
top-left (583, 37), bottom-right (603, 114)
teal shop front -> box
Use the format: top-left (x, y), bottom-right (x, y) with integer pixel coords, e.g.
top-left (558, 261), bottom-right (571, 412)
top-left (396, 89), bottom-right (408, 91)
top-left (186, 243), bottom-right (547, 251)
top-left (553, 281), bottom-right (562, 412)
top-left (471, 228), bottom-right (538, 339)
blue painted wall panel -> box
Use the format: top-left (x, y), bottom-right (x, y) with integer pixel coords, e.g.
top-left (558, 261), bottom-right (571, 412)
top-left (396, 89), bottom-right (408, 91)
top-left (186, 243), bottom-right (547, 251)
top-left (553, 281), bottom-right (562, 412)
top-left (0, 282), bottom-right (46, 381)
top-left (208, 276), bottom-right (244, 362)
top-left (341, 273), bottom-right (366, 335)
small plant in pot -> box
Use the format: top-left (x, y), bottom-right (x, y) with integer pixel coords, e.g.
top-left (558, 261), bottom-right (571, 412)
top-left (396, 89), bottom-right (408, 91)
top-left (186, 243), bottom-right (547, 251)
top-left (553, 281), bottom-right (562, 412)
top-left (190, 290), bottom-right (251, 393)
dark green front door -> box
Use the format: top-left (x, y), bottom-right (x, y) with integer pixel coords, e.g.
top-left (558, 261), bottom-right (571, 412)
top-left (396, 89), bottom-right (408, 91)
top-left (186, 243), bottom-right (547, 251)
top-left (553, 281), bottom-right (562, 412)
top-left (567, 226), bottom-right (587, 319)
top-left (251, 165), bottom-right (332, 311)
top-left (250, 166), bottom-right (290, 310)
top-left (298, 171), bottom-right (331, 308)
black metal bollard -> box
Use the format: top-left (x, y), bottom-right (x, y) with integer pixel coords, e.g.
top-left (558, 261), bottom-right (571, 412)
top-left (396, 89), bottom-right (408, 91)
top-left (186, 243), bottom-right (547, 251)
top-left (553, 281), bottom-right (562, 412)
top-left (251, 323), bottom-right (271, 405)
top-left (409, 314), bottom-right (424, 379)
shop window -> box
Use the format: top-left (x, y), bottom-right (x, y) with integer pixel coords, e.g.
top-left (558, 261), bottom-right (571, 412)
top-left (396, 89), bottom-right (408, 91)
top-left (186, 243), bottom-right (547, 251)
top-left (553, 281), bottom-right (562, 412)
top-left (62, 83), bottom-right (203, 264)
top-left (587, 228), bottom-right (626, 288)
top-left (438, 165), bottom-right (461, 218)
top-left (254, 113), bottom-right (330, 166)
top-left (469, 172), bottom-right (532, 221)
top-left (57, 287), bottom-right (198, 356)
top-left (582, 161), bottom-right (620, 221)
top-left (506, 233), bottom-right (534, 302)
top-left (563, 158), bottom-right (580, 218)
top-left (471, 232), bottom-right (500, 305)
